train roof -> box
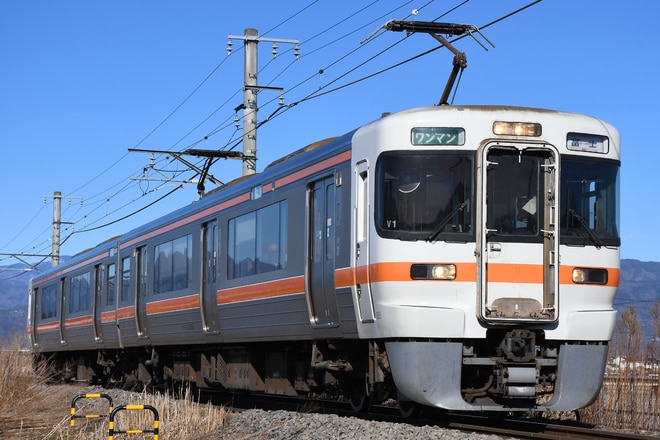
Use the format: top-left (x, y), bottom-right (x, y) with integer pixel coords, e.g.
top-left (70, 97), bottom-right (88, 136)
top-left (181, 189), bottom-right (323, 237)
top-left (354, 105), bottom-right (620, 158)
top-left (377, 104), bottom-right (617, 131)
top-left (120, 129), bottom-right (356, 240)
top-left (31, 129), bottom-right (357, 282)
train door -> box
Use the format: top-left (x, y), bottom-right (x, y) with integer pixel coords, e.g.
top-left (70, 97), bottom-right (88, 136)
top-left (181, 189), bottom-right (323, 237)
top-left (355, 160), bottom-right (375, 323)
top-left (480, 144), bottom-right (558, 323)
top-left (307, 175), bottom-right (340, 325)
top-left (201, 220), bottom-right (219, 333)
top-left (135, 246), bottom-right (149, 337)
top-left (93, 264), bottom-right (103, 342)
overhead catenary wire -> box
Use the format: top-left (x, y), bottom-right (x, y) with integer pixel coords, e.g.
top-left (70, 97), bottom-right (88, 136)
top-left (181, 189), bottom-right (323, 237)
top-left (250, 0), bottom-right (540, 130)
top-left (196, 0), bottom-right (443, 155)
top-left (141, 1), bottom-right (467, 192)
top-left (7, 1), bottom-right (541, 268)
top-left (99, 1), bottom-right (425, 199)
top-left (0, 204), bottom-right (45, 256)
top-left (198, 0), bottom-right (538, 185)
top-left (74, 0), bottom-right (517, 208)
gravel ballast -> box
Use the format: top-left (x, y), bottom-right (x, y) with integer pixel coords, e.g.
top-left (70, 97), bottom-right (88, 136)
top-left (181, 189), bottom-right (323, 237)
top-left (215, 408), bottom-right (518, 440)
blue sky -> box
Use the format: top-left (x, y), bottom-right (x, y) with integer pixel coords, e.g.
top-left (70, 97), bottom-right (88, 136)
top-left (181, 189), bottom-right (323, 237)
top-left (1, 0), bottom-right (658, 270)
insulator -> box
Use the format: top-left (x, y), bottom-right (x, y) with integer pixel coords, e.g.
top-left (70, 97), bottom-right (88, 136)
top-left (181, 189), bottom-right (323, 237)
top-left (272, 42), bottom-right (278, 58)
top-left (227, 40), bottom-right (233, 56)
top-left (294, 44), bottom-right (299, 60)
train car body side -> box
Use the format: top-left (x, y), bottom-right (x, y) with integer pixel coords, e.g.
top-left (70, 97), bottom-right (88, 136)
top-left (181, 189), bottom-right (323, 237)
top-left (27, 105), bottom-right (620, 413)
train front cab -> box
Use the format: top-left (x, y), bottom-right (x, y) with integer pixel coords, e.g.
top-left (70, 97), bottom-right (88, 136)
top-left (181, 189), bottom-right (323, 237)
top-left (350, 108), bottom-right (620, 412)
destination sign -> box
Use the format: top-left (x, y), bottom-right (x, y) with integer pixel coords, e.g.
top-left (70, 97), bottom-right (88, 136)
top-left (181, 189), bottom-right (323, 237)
top-left (411, 127), bottom-right (465, 146)
top-left (566, 132), bottom-right (609, 154)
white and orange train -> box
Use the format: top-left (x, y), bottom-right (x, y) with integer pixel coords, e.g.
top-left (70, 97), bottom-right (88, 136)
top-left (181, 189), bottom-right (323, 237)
top-left (28, 105), bottom-right (620, 413)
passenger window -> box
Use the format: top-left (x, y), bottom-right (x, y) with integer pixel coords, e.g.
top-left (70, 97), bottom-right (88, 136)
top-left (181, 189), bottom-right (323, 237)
top-left (41, 284), bottom-right (58, 319)
top-left (120, 257), bottom-right (131, 301)
top-left (69, 272), bottom-right (91, 313)
top-left (154, 234), bottom-right (193, 294)
top-left (228, 201), bottom-right (288, 279)
top-left (107, 263), bottom-right (116, 306)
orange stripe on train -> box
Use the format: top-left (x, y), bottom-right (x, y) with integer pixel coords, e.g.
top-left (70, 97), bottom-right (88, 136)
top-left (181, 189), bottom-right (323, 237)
top-left (37, 321), bottom-right (60, 332)
top-left (117, 306), bottom-right (134, 320)
top-left (34, 262), bottom-right (620, 333)
top-left (146, 294), bottom-right (200, 315)
top-left (354, 262), bottom-right (478, 283)
top-left (65, 315), bottom-right (93, 328)
top-left (216, 276), bottom-right (305, 305)
top-left (486, 263), bottom-right (544, 284)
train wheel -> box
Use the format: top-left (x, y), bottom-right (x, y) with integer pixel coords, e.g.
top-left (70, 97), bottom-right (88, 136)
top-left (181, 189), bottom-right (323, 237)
top-left (398, 399), bottom-right (421, 418)
top-left (397, 391), bottom-right (421, 418)
top-left (349, 376), bottom-right (372, 413)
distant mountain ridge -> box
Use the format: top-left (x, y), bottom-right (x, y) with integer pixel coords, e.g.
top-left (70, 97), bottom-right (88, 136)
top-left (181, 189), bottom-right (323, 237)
top-left (0, 260), bottom-right (61, 338)
top-left (617, 259), bottom-right (660, 335)
top-left (1, 258), bottom-right (659, 338)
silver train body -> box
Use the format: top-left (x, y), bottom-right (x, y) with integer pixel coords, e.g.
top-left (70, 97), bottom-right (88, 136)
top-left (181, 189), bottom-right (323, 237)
top-left (28, 105), bottom-right (621, 412)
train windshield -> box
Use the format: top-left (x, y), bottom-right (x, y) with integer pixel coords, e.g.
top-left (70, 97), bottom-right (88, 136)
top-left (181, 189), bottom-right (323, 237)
top-left (560, 157), bottom-right (620, 247)
top-left (376, 151), bottom-right (473, 241)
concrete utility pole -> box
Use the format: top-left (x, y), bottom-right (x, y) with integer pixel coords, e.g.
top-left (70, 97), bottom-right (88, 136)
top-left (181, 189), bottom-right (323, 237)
top-left (228, 29), bottom-right (298, 176)
top-left (0, 191), bottom-right (81, 270)
top-left (51, 191), bottom-right (62, 267)
top-left (46, 191), bottom-right (82, 267)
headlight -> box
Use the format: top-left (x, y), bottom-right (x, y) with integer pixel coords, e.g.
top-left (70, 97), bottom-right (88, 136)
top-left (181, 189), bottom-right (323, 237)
top-left (572, 267), bottom-right (608, 284)
top-left (493, 121), bottom-right (542, 136)
top-left (411, 264), bottom-right (456, 280)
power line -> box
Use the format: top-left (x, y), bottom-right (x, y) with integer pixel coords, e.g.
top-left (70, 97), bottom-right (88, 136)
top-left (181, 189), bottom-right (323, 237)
top-left (0, 204), bottom-right (45, 254)
top-left (9, 1), bottom-right (542, 265)
top-left (71, 184), bottom-right (183, 234)
top-left (258, 0), bottom-right (539, 125)
top-left (261, 0), bottom-right (320, 37)
top-left (133, 55), bottom-right (234, 154)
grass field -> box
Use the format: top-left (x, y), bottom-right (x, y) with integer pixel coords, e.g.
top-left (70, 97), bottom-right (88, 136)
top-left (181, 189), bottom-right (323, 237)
top-left (579, 304), bottom-right (660, 433)
top-left (0, 334), bottom-right (227, 439)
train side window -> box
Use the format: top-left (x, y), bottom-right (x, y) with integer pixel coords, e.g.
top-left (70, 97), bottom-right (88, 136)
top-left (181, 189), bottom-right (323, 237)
top-left (120, 257), bottom-right (131, 302)
top-left (256, 202), bottom-right (288, 273)
top-left (154, 234), bottom-right (193, 294)
top-left (69, 272), bottom-right (91, 313)
top-left (228, 200), bottom-right (288, 279)
top-left (41, 284), bottom-right (58, 319)
top-left (107, 263), bottom-right (116, 306)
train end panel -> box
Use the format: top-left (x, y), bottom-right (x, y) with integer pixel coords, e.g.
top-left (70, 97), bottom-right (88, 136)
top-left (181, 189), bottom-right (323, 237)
top-left (386, 340), bottom-right (608, 412)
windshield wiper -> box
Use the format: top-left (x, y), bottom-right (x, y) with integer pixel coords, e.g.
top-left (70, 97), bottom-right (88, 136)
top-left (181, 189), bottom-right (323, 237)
top-left (427, 200), bottom-right (469, 243)
top-left (568, 209), bottom-right (604, 249)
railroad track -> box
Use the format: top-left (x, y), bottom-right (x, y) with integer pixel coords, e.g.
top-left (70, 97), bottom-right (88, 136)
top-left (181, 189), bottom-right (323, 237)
top-left (202, 389), bottom-right (658, 440)
top-left (440, 414), bottom-right (656, 440)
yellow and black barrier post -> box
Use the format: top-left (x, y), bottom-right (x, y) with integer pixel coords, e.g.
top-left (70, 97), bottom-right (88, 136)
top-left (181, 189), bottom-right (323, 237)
top-left (108, 404), bottom-right (159, 439)
top-left (70, 393), bottom-right (114, 427)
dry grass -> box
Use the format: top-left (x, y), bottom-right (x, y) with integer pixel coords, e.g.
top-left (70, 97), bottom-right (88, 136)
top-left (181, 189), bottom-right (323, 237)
top-left (60, 386), bottom-right (229, 439)
top-left (579, 303), bottom-right (660, 433)
top-left (0, 334), bottom-right (228, 439)
top-left (0, 333), bottom-right (62, 438)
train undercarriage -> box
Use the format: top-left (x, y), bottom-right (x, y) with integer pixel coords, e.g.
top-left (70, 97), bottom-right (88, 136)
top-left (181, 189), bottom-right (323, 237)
top-left (36, 330), bottom-right (605, 414)
top-left (39, 340), bottom-right (394, 412)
